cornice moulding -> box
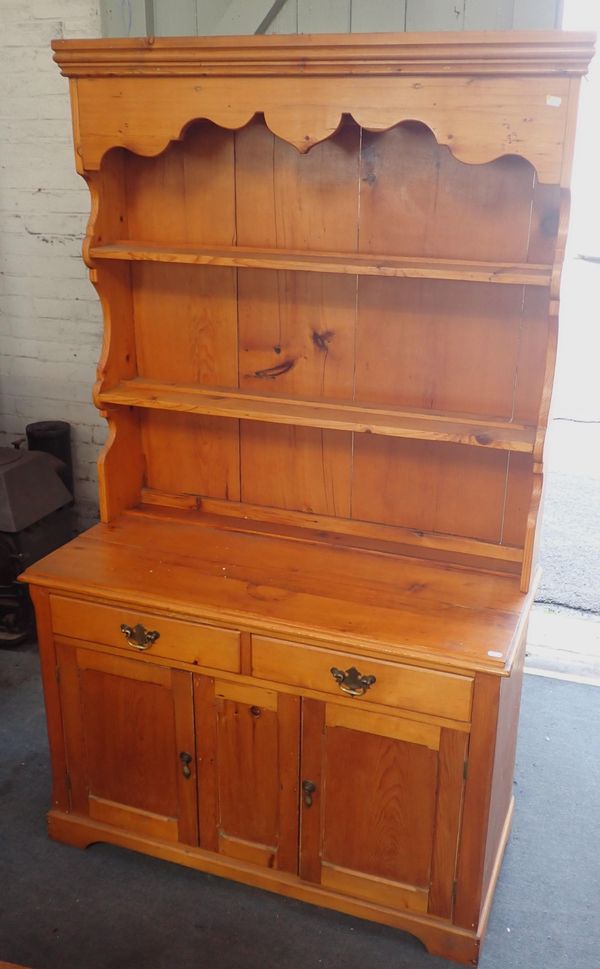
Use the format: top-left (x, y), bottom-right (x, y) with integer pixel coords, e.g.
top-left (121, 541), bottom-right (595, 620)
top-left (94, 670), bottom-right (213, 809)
top-left (52, 31), bottom-right (596, 79)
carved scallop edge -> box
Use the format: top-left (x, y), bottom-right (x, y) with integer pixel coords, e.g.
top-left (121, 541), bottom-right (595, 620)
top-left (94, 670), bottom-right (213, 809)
top-left (82, 109), bottom-right (547, 183)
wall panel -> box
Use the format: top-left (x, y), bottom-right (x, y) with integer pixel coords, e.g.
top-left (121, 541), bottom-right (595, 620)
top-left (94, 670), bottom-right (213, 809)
top-left (100, 0), bottom-right (562, 36)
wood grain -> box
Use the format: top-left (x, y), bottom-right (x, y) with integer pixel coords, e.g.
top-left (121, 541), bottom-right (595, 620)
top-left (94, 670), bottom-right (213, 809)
top-left (172, 669), bottom-right (199, 845)
top-left (237, 271), bottom-right (356, 401)
top-left (240, 423), bottom-right (352, 517)
top-left (75, 654), bottom-right (179, 816)
top-left (352, 437), bottom-right (510, 543)
top-left (96, 406), bottom-right (144, 522)
top-left (130, 264), bottom-right (238, 386)
top-left (88, 796), bottom-right (179, 843)
top-left (29, 587), bottom-right (69, 812)
top-left (252, 635), bottom-right (473, 722)
top-left (428, 728), bottom-right (469, 919)
top-left (55, 644), bottom-right (198, 845)
top-left (325, 704), bottom-right (440, 750)
top-left (321, 863), bottom-right (428, 913)
top-left (143, 493), bottom-right (523, 570)
top-left (215, 689), bottom-right (281, 847)
top-left (321, 712), bottom-right (438, 887)
top-left (481, 634), bottom-right (526, 901)
top-left (454, 673), bottom-right (501, 930)
top-left (354, 278), bottom-right (528, 420)
top-left (276, 692), bottom-right (301, 874)
top-left (358, 123), bottom-right (538, 262)
top-left (50, 594), bottom-right (240, 672)
top-left (25, 512), bottom-right (529, 674)
top-left (140, 410), bottom-right (240, 501)
top-left (194, 674), bottom-right (219, 852)
top-left (197, 677), bottom-right (301, 871)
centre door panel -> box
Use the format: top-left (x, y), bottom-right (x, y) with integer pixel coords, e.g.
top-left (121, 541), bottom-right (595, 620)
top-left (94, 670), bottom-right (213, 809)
top-left (194, 675), bottom-right (301, 872)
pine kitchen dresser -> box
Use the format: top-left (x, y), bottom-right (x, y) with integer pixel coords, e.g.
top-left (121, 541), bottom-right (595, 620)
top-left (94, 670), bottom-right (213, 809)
top-left (22, 31), bottom-right (594, 965)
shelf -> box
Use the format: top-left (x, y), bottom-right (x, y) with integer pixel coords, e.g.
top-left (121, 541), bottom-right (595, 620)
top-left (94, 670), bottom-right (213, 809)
top-left (90, 241), bottom-right (552, 287)
top-left (98, 379), bottom-right (537, 452)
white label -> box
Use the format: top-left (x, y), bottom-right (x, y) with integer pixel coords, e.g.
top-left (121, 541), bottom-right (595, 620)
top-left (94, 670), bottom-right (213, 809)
top-left (546, 95), bottom-right (562, 107)
top-left (487, 650), bottom-right (503, 658)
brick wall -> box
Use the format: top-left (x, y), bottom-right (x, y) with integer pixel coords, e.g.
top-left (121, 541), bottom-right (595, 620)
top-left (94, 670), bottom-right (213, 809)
top-left (0, 1), bottom-right (104, 531)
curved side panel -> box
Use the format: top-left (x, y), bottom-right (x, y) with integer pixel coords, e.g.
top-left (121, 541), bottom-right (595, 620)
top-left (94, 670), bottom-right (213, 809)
top-left (97, 407), bottom-right (144, 522)
top-left (80, 171), bottom-right (100, 270)
top-left (70, 74), bottom-right (571, 182)
top-left (77, 157), bottom-right (141, 523)
top-left (91, 261), bottom-right (137, 405)
top-left (78, 157), bottom-right (137, 405)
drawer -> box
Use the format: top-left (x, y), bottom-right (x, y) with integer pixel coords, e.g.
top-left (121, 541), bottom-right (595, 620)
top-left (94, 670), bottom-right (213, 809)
top-left (50, 595), bottom-right (240, 673)
top-left (251, 636), bottom-right (472, 722)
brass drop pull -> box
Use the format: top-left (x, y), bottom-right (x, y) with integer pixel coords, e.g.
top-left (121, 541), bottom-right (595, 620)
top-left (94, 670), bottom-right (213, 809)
top-left (179, 751), bottom-right (192, 779)
top-left (330, 665), bottom-right (376, 697)
top-left (120, 623), bottom-right (160, 651)
top-left (302, 780), bottom-right (316, 808)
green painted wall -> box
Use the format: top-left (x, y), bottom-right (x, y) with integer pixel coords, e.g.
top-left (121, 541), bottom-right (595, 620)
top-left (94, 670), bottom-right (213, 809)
top-left (100, 0), bottom-right (563, 37)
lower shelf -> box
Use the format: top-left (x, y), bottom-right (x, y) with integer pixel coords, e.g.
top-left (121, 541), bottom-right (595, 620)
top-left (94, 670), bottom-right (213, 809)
top-left (48, 809), bottom-right (482, 966)
top-left (97, 379), bottom-right (537, 453)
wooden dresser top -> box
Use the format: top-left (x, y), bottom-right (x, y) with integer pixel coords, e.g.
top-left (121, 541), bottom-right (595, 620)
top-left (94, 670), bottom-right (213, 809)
top-left (23, 509), bottom-right (534, 676)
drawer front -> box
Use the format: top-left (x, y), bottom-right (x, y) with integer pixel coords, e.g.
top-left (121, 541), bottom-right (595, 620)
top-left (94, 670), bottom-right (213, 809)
top-left (252, 636), bottom-right (472, 722)
top-left (50, 595), bottom-right (240, 673)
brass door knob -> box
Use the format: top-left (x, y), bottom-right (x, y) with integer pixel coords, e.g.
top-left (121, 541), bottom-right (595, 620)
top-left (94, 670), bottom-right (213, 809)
top-left (302, 779), bottom-right (316, 807)
top-left (179, 751), bottom-right (192, 779)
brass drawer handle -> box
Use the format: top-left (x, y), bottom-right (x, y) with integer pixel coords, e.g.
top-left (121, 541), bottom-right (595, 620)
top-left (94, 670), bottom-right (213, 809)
top-left (119, 623), bottom-right (160, 651)
top-left (330, 665), bottom-right (376, 697)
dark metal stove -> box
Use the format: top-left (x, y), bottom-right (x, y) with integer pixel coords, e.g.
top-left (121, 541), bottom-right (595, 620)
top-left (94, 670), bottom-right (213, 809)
top-left (0, 446), bottom-right (73, 645)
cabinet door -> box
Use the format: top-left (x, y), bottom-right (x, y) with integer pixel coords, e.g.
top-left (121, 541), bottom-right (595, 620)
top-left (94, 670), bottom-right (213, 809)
top-left (57, 643), bottom-right (198, 845)
top-left (195, 676), bottom-right (300, 872)
top-left (300, 698), bottom-right (467, 919)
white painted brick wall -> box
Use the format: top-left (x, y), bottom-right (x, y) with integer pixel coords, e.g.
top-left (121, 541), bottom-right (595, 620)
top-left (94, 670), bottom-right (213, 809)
top-left (0, 0), bottom-right (104, 531)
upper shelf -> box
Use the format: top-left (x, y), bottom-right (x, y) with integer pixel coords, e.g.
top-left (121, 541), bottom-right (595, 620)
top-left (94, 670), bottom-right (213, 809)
top-left (90, 242), bottom-right (552, 287)
top-left (97, 379), bottom-right (536, 453)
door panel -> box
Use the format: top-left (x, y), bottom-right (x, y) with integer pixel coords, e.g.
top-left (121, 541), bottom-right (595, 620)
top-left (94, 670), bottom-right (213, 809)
top-left (301, 698), bottom-right (467, 915)
top-left (57, 643), bottom-right (198, 845)
top-left (195, 675), bottom-right (300, 872)
top-left (80, 662), bottom-right (179, 816)
top-left (322, 725), bottom-right (438, 887)
top-left (216, 686), bottom-right (280, 846)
